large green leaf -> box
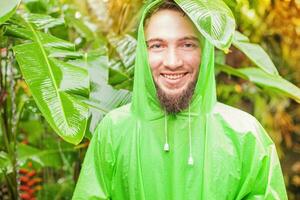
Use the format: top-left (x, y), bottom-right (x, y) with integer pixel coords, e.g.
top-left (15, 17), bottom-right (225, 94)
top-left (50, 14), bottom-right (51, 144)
top-left (4, 13), bottom-right (67, 42)
top-left (232, 31), bottom-right (279, 75)
top-left (6, 26), bottom-right (75, 51)
top-left (216, 64), bottom-right (300, 103)
top-left (108, 34), bottom-right (137, 70)
top-left (13, 19), bottom-right (89, 144)
top-left (107, 34), bottom-right (136, 90)
top-left (4, 14), bottom-right (74, 48)
top-left (108, 65), bottom-right (133, 91)
top-left (0, 0), bottom-right (21, 25)
top-left (175, 0), bottom-right (236, 51)
top-left (69, 51), bottom-right (131, 137)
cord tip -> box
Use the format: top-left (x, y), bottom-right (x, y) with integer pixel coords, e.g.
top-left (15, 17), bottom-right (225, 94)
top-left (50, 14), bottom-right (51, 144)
top-left (188, 156), bottom-right (194, 165)
top-left (164, 143), bottom-right (170, 151)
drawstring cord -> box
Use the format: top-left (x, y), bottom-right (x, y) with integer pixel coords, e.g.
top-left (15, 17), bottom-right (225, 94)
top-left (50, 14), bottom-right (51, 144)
top-left (163, 108), bottom-right (193, 166)
top-left (164, 110), bottom-right (170, 151)
top-left (188, 105), bottom-right (194, 165)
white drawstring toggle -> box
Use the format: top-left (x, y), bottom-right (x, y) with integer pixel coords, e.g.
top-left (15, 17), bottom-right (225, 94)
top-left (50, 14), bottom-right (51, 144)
top-left (188, 105), bottom-right (194, 166)
top-left (164, 110), bottom-right (170, 152)
top-left (164, 143), bottom-right (170, 151)
top-left (188, 156), bottom-right (194, 165)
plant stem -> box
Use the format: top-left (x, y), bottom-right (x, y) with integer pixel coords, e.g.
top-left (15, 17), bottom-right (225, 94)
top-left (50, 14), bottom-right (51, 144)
top-left (9, 42), bottom-right (19, 199)
top-left (1, 37), bottom-right (18, 200)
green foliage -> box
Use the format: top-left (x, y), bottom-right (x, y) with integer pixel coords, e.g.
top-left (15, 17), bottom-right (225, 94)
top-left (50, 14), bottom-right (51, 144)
top-left (175, 0), bottom-right (236, 51)
top-left (233, 31), bottom-right (279, 75)
top-left (12, 17), bottom-right (89, 145)
top-left (37, 178), bottom-right (75, 200)
top-left (239, 68), bottom-right (300, 102)
top-left (1, 0), bottom-right (299, 146)
top-left (69, 51), bottom-right (131, 136)
top-left (107, 34), bottom-right (136, 90)
top-left (0, 0), bottom-right (21, 25)
top-left (1, 0), bottom-right (300, 198)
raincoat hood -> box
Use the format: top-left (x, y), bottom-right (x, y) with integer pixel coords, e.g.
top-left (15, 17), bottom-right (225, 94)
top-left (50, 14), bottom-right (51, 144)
top-left (131, 0), bottom-right (216, 120)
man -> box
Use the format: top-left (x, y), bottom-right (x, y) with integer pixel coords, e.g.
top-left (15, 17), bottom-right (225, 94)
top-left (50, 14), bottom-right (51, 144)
top-left (72, 0), bottom-right (288, 199)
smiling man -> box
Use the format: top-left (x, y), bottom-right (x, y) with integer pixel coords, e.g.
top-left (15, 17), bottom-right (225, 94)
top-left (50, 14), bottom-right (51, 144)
top-left (72, 0), bottom-right (288, 199)
top-left (145, 8), bottom-right (201, 114)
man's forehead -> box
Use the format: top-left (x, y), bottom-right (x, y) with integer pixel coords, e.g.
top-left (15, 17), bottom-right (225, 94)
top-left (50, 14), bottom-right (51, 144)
top-left (145, 9), bottom-right (200, 41)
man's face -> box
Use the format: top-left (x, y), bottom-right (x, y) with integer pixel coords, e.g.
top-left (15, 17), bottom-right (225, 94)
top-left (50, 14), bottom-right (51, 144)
top-left (145, 9), bottom-right (201, 113)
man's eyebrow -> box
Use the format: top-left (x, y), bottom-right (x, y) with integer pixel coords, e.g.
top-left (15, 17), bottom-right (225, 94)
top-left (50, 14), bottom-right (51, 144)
top-left (146, 38), bottom-right (164, 44)
top-left (146, 36), bottom-right (199, 44)
top-left (178, 36), bottom-right (199, 42)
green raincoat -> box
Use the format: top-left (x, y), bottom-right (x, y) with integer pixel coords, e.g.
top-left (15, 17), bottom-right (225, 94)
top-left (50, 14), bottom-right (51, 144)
top-left (72, 1), bottom-right (288, 199)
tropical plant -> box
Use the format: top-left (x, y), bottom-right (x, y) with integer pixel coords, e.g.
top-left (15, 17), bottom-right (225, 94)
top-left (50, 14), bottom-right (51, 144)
top-left (5, 0), bottom-right (300, 145)
top-left (0, 0), bottom-right (129, 198)
top-left (1, 0), bottom-right (300, 199)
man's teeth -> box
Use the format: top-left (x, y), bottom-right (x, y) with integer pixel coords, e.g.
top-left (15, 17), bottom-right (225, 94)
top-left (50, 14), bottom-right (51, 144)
top-left (162, 74), bottom-right (185, 80)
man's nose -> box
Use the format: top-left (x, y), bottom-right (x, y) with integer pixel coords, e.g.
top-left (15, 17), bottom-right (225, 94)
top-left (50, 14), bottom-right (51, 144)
top-left (163, 48), bottom-right (183, 69)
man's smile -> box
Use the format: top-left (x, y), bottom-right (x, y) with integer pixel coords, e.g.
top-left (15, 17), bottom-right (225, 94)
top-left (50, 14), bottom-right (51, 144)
top-left (160, 72), bottom-right (188, 80)
top-left (159, 72), bottom-right (190, 89)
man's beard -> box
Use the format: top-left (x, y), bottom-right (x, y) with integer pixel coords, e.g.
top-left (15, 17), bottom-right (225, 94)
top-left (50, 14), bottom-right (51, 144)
top-left (155, 79), bottom-right (197, 114)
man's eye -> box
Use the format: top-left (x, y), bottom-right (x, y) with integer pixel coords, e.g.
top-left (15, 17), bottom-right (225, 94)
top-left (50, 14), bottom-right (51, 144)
top-left (149, 44), bottom-right (163, 49)
top-left (182, 43), bottom-right (196, 48)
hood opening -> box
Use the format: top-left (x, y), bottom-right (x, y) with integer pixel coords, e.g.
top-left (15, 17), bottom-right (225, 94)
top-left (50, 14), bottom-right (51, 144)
top-left (131, 0), bottom-right (217, 120)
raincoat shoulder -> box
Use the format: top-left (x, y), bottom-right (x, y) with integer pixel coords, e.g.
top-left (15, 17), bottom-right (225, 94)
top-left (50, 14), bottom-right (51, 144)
top-left (213, 102), bottom-right (288, 199)
top-left (72, 103), bottom-right (134, 200)
top-left (71, 113), bottom-right (114, 200)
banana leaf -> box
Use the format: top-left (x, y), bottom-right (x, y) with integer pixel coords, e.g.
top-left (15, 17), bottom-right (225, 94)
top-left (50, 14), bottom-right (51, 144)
top-left (174, 0), bottom-right (236, 51)
top-left (69, 51), bottom-right (131, 137)
top-left (0, 0), bottom-right (21, 25)
top-left (232, 31), bottom-right (279, 75)
top-left (108, 34), bottom-right (137, 70)
top-left (216, 64), bottom-right (300, 103)
top-left (13, 17), bottom-right (89, 145)
top-left (107, 34), bottom-right (136, 90)
top-left (5, 25), bottom-right (74, 50)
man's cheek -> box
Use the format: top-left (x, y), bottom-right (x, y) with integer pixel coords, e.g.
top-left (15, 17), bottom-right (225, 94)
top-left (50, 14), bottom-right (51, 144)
top-left (148, 56), bottom-right (162, 72)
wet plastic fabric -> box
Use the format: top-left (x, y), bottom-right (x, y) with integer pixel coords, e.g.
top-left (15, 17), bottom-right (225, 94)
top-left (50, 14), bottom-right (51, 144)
top-left (72, 0), bottom-right (288, 199)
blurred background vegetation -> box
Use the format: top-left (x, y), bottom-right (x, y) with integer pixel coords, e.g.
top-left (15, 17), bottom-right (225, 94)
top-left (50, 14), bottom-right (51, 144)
top-left (0, 0), bottom-right (299, 199)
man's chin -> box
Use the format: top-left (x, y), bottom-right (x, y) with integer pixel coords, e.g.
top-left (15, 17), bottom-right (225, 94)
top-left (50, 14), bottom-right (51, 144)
top-left (155, 80), bottom-right (197, 114)
top-left (161, 89), bottom-right (185, 99)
